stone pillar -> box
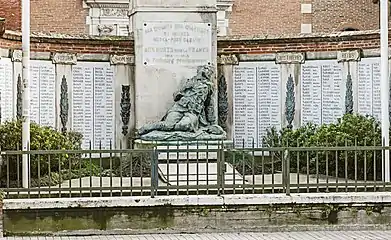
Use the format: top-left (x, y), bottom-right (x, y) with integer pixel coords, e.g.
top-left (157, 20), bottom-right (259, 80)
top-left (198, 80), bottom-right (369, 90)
top-left (217, 54), bottom-right (238, 139)
top-left (110, 54), bottom-right (135, 149)
top-left (276, 52), bottom-right (305, 129)
top-left (51, 53), bottom-right (77, 131)
top-left (11, 50), bottom-right (22, 119)
top-left (129, 0), bottom-right (218, 129)
top-left (337, 50), bottom-right (361, 114)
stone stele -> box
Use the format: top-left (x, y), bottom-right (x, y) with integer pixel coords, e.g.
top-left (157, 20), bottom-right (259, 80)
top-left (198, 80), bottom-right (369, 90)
top-left (137, 65), bottom-right (227, 141)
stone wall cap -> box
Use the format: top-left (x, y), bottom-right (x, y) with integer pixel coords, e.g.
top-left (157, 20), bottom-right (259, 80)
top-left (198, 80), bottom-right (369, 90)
top-left (218, 29), bottom-right (383, 43)
top-left (4, 192), bottom-right (391, 210)
top-left (2, 30), bottom-right (133, 42)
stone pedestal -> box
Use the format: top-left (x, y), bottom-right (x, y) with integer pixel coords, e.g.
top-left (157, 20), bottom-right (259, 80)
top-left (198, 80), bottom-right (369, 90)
top-left (134, 139), bottom-right (232, 160)
top-left (129, 0), bottom-right (218, 129)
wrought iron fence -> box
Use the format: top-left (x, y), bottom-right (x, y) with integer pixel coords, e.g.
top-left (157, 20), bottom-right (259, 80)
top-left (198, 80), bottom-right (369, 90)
top-left (1, 141), bottom-right (391, 199)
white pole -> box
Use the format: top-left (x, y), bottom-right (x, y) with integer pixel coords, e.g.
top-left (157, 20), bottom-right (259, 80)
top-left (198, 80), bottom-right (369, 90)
top-left (380, 0), bottom-right (390, 182)
top-left (21, 0), bottom-right (30, 188)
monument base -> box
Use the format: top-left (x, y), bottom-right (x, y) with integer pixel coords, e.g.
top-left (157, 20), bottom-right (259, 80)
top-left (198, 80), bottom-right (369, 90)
top-left (138, 129), bottom-right (227, 142)
top-left (134, 139), bottom-right (232, 160)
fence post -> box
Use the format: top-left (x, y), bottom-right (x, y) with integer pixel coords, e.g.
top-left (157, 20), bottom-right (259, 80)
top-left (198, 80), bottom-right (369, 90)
top-left (150, 149), bottom-right (158, 198)
top-left (217, 141), bottom-right (225, 196)
top-left (285, 149), bottom-right (291, 196)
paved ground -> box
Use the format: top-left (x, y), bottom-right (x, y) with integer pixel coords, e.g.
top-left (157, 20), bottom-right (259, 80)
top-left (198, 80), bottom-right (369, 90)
top-left (4, 231), bottom-right (391, 240)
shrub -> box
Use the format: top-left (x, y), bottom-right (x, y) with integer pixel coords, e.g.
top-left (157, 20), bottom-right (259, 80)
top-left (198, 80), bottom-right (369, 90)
top-left (262, 114), bottom-right (383, 181)
top-left (0, 120), bottom-right (83, 186)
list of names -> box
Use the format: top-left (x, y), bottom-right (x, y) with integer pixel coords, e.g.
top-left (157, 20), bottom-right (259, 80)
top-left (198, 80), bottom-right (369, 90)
top-left (301, 60), bottom-right (343, 125)
top-left (0, 58), bottom-right (13, 123)
top-left (357, 58), bottom-right (381, 120)
top-left (72, 62), bottom-right (115, 149)
top-left (30, 60), bottom-right (56, 127)
top-left (233, 62), bottom-right (281, 147)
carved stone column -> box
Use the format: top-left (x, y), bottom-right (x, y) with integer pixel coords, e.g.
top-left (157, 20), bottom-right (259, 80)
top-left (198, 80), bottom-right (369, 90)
top-left (110, 54), bottom-right (135, 149)
top-left (275, 52), bottom-right (305, 130)
top-left (217, 54), bottom-right (238, 139)
top-left (337, 49), bottom-right (361, 114)
top-left (51, 52), bottom-right (77, 131)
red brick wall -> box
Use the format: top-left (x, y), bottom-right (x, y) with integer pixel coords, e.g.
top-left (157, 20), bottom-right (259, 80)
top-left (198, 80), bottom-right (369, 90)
top-left (218, 31), bottom-right (381, 54)
top-left (0, 0), bottom-right (21, 31)
top-left (30, 0), bottom-right (88, 34)
top-left (0, 0), bottom-right (87, 34)
top-left (0, 0), bottom-right (385, 36)
top-left (312, 0), bottom-right (380, 32)
top-left (229, 0), bottom-right (301, 36)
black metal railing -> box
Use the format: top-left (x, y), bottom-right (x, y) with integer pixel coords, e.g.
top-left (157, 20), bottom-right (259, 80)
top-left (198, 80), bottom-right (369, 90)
top-left (1, 141), bottom-right (391, 198)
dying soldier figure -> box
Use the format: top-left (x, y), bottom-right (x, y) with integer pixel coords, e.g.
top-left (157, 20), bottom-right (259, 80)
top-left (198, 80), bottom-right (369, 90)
top-left (138, 65), bottom-right (226, 141)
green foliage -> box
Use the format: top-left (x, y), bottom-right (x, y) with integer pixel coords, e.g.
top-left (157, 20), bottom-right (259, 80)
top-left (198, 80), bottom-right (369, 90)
top-left (0, 120), bottom-right (83, 186)
top-left (262, 114), bottom-right (383, 181)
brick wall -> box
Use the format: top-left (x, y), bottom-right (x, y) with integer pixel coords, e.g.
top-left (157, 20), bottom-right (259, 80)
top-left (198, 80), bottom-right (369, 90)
top-left (229, 0), bottom-right (301, 36)
top-left (0, 0), bottom-right (21, 31)
top-left (30, 0), bottom-right (88, 34)
top-left (0, 0), bottom-right (385, 36)
top-left (0, 0), bottom-right (87, 34)
top-left (217, 30), bottom-right (381, 55)
top-left (312, 0), bottom-right (380, 32)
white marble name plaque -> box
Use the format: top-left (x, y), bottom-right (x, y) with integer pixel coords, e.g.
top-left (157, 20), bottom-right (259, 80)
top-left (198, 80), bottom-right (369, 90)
top-left (0, 58), bottom-right (13, 123)
top-left (357, 57), bottom-right (381, 120)
top-left (30, 60), bottom-right (56, 127)
top-left (233, 62), bottom-right (281, 148)
top-left (142, 22), bottom-right (212, 66)
top-left (72, 62), bottom-right (115, 150)
top-left (301, 60), bottom-right (344, 125)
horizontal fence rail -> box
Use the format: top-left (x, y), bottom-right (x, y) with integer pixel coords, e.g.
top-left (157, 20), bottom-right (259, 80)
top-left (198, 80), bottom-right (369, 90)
top-left (1, 142), bottom-right (391, 199)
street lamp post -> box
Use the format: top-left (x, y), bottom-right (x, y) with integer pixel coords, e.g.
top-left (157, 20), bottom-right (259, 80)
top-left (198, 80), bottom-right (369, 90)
top-left (21, 0), bottom-right (31, 188)
top-left (380, 0), bottom-right (390, 182)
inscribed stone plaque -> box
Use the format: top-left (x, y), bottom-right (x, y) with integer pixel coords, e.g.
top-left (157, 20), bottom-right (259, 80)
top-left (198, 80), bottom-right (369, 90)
top-left (337, 50), bottom-right (361, 62)
top-left (233, 62), bottom-right (282, 148)
top-left (71, 62), bottom-right (115, 150)
top-left (0, 58), bottom-right (13, 123)
top-left (142, 22), bottom-right (212, 66)
top-left (29, 60), bottom-right (56, 127)
top-left (300, 60), bottom-right (343, 125)
top-left (275, 52), bottom-right (305, 64)
top-left (358, 57), bottom-right (381, 120)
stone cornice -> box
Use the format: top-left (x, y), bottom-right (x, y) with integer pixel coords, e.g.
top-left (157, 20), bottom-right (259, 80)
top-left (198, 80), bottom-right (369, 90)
top-left (1, 28), bottom-right (388, 46)
top-left (1, 30), bottom-right (133, 45)
top-left (217, 29), bottom-right (383, 45)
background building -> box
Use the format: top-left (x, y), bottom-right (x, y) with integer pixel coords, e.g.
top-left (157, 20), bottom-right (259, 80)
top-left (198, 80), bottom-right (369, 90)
top-left (0, 0), bottom-right (384, 37)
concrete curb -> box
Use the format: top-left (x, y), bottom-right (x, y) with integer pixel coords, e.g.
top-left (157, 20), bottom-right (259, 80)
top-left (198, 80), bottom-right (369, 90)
top-left (4, 192), bottom-right (391, 210)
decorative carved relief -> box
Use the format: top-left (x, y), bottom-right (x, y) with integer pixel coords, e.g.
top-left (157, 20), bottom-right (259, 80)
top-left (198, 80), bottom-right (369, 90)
top-left (120, 85), bottom-right (131, 136)
top-left (16, 74), bottom-right (22, 119)
top-left (110, 54), bottom-right (134, 65)
top-left (337, 50), bottom-right (361, 62)
top-left (218, 74), bottom-right (228, 131)
top-left (285, 74), bottom-right (295, 129)
top-left (11, 50), bottom-right (22, 62)
top-left (52, 53), bottom-right (77, 65)
top-left (217, 54), bottom-right (238, 65)
top-left (60, 76), bottom-right (69, 133)
top-left (101, 8), bottom-right (128, 17)
top-left (276, 52), bottom-right (305, 64)
top-left (97, 25), bottom-right (115, 35)
top-left (345, 72), bottom-right (353, 114)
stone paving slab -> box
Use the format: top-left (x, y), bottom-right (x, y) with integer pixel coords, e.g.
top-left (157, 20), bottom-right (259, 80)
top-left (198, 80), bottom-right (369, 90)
top-left (4, 231), bottom-right (391, 240)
